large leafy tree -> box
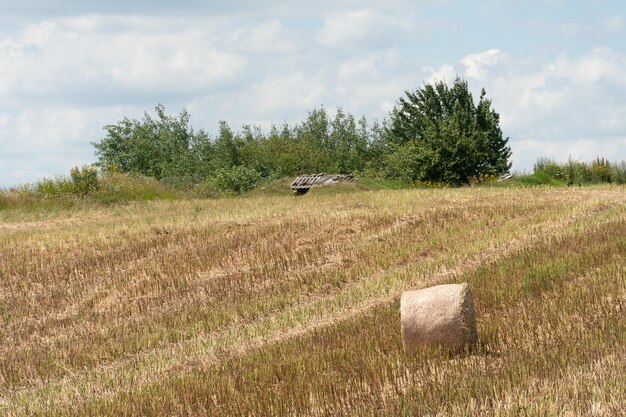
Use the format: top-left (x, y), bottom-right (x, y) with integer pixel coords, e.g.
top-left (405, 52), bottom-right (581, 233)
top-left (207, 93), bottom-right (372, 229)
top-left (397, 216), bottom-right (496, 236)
top-left (387, 77), bottom-right (511, 184)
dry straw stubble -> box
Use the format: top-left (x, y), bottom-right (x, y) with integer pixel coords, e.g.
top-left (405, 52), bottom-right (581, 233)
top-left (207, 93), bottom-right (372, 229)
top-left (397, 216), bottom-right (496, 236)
top-left (1, 185), bottom-right (625, 416)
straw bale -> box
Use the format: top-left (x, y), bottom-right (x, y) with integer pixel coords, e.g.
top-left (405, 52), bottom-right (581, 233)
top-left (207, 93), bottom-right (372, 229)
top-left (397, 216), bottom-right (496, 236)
top-left (400, 283), bottom-right (477, 352)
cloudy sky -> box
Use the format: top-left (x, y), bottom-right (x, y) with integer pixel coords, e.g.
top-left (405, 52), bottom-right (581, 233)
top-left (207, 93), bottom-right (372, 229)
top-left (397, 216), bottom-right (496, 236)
top-left (1, 0), bottom-right (625, 186)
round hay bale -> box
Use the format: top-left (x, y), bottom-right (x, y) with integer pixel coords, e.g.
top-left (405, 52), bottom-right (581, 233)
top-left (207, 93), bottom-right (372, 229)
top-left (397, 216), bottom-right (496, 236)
top-left (400, 283), bottom-right (477, 352)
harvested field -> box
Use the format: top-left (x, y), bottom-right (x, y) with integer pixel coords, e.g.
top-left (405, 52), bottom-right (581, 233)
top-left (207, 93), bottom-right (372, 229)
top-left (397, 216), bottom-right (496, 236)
top-left (0, 186), bottom-right (624, 416)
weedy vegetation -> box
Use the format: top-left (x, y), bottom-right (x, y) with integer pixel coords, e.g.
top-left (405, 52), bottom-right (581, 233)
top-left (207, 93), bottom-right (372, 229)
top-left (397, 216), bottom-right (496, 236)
top-left (0, 185), bottom-right (624, 416)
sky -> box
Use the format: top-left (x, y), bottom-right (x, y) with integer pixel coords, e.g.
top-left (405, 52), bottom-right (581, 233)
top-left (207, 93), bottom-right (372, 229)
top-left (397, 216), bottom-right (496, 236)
top-left (1, 0), bottom-right (626, 187)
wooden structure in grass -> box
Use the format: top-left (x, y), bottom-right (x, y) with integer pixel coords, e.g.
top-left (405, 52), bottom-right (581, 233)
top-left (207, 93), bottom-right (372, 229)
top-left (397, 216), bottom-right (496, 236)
top-left (290, 173), bottom-right (357, 195)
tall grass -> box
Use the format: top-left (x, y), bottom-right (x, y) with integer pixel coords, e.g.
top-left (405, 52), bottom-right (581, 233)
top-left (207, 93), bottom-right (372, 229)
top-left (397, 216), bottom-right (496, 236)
top-left (94, 172), bottom-right (178, 203)
top-left (0, 171), bottom-right (179, 212)
top-left (519, 156), bottom-right (626, 186)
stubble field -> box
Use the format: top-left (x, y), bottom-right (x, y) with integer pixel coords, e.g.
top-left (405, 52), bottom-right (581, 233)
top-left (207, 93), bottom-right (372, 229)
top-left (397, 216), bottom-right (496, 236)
top-left (0, 185), bottom-right (624, 416)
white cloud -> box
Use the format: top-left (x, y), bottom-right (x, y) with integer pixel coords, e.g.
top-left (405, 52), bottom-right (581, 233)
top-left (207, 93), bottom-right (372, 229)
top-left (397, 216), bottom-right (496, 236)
top-left (460, 49), bottom-right (506, 80)
top-left (488, 48), bottom-right (626, 135)
top-left (337, 49), bottom-right (400, 80)
top-left (335, 49), bottom-right (412, 114)
top-left (603, 15), bottom-right (624, 32)
top-left (1, 106), bottom-right (138, 154)
top-left (531, 14), bottom-right (625, 36)
top-left (228, 20), bottom-right (300, 54)
top-left (102, 33), bottom-right (245, 91)
top-left (0, 113), bottom-right (9, 129)
top-left (21, 19), bottom-right (56, 44)
top-left (0, 105), bottom-right (146, 186)
top-left (474, 48), bottom-right (626, 170)
top-left (316, 9), bottom-right (414, 48)
top-left (490, 72), bottom-right (566, 131)
top-left (0, 17), bottom-right (246, 100)
top-left (424, 64), bottom-right (456, 83)
top-left (548, 48), bottom-right (626, 86)
top-left (236, 72), bottom-right (328, 123)
top-left (598, 104), bottom-right (626, 132)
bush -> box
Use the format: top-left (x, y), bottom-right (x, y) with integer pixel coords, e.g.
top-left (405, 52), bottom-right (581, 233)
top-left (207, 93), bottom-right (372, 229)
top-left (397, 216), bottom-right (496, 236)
top-left (36, 176), bottom-right (76, 198)
top-left (564, 159), bottom-right (590, 185)
top-left (70, 165), bottom-right (99, 196)
top-left (534, 157), bottom-right (566, 181)
top-left (32, 165), bottom-right (100, 198)
top-left (610, 161), bottom-right (626, 184)
top-left (532, 156), bottom-right (625, 186)
top-left (378, 142), bottom-right (436, 182)
top-left (590, 158), bottom-right (612, 183)
top-left (204, 166), bottom-right (263, 194)
top-left (514, 172), bottom-right (566, 187)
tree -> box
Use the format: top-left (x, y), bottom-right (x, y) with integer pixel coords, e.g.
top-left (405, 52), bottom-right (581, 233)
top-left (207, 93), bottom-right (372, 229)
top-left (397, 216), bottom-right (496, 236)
top-left (387, 77), bottom-right (511, 184)
top-left (330, 108), bottom-right (366, 174)
top-left (93, 104), bottom-right (199, 180)
top-left (294, 107), bottom-right (333, 172)
top-left (211, 121), bottom-right (239, 170)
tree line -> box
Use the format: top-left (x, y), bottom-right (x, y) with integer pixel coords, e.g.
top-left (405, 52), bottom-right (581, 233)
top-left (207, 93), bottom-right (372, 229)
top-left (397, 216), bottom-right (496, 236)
top-left (92, 78), bottom-right (512, 192)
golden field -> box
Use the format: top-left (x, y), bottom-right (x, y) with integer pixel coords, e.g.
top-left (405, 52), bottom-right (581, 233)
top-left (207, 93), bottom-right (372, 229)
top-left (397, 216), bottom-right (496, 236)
top-left (0, 185), bottom-right (624, 416)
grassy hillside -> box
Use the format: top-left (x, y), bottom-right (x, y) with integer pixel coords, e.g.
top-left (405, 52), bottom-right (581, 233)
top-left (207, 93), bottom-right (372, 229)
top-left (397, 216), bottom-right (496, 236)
top-left (0, 186), bottom-right (624, 416)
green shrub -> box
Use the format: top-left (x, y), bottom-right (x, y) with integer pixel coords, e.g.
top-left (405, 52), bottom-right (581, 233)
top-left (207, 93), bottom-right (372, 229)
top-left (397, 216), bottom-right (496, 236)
top-left (610, 161), bottom-right (626, 184)
top-left (205, 166), bottom-right (263, 194)
top-left (70, 165), bottom-right (99, 196)
top-left (564, 159), bottom-right (591, 185)
top-left (513, 172), bottom-right (566, 187)
top-left (32, 165), bottom-right (99, 198)
top-left (378, 142), bottom-right (435, 182)
top-left (532, 156), bottom-right (625, 186)
top-left (36, 176), bottom-right (75, 198)
top-left (534, 157), bottom-right (566, 181)
top-left (590, 158), bottom-right (612, 183)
